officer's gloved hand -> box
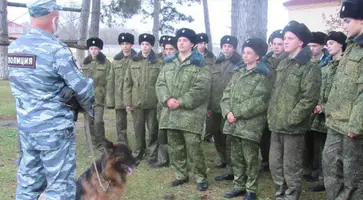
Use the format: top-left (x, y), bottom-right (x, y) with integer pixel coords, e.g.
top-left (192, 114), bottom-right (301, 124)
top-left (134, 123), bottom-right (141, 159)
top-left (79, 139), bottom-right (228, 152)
top-left (59, 86), bottom-right (82, 111)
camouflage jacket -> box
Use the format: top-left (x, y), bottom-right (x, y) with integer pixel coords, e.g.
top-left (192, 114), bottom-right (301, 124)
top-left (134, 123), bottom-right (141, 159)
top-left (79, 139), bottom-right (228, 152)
top-left (311, 60), bottom-right (339, 133)
top-left (124, 50), bottom-right (163, 109)
top-left (268, 47), bottom-right (321, 134)
top-left (156, 50), bottom-right (211, 134)
top-left (264, 51), bottom-right (288, 70)
top-left (319, 48), bottom-right (332, 67)
top-left (82, 52), bottom-right (112, 107)
top-left (325, 34), bottom-right (363, 135)
top-left (209, 51), bottom-right (242, 113)
top-left (106, 49), bottom-right (137, 109)
top-left (8, 27), bottom-right (94, 133)
top-left (201, 48), bottom-right (216, 67)
top-left (221, 62), bottom-right (273, 142)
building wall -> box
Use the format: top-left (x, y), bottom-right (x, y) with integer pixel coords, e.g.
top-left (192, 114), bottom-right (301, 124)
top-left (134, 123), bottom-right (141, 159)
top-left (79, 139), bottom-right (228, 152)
top-left (286, 2), bottom-right (342, 33)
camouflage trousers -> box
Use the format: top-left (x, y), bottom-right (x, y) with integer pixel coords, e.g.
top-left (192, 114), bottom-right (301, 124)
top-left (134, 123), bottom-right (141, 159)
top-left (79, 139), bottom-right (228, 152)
top-left (231, 136), bottom-right (260, 193)
top-left (156, 103), bottom-right (168, 165)
top-left (115, 108), bottom-right (128, 145)
top-left (131, 108), bottom-right (158, 163)
top-left (84, 106), bottom-right (105, 149)
top-left (270, 132), bottom-right (305, 200)
top-left (16, 128), bottom-right (76, 200)
top-left (210, 112), bottom-right (231, 168)
top-left (168, 129), bottom-right (207, 183)
top-left (323, 129), bottom-right (363, 200)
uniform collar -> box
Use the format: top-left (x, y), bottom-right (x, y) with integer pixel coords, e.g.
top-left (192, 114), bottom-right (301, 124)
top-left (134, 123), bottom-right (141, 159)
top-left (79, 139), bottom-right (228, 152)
top-left (353, 33), bottom-right (363, 46)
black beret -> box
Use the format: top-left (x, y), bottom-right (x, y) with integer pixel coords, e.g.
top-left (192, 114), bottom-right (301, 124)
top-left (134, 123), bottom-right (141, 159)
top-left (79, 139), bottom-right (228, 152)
top-left (283, 20), bottom-right (312, 47)
top-left (325, 31), bottom-right (348, 51)
top-left (340, 0), bottom-right (363, 19)
top-left (242, 38), bottom-right (268, 58)
top-left (175, 28), bottom-right (197, 45)
top-left (86, 37), bottom-right (103, 50)
top-left (159, 35), bottom-right (170, 45)
top-left (220, 35), bottom-right (238, 49)
top-left (268, 29), bottom-right (284, 44)
top-left (163, 36), bottom-right (177, 49)
top-left (196, 33), bottom-right (209, 43)
top-left (310, 32), bottom-right (327, 45)
top-left (139, 33), bottom-right (155, 46)
top-left (118, 33), bottom-right (134, 45)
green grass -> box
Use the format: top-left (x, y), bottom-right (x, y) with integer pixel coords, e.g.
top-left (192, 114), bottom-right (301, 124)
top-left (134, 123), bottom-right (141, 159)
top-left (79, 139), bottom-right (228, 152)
top-left (0, 80), bottom-right (326, 200)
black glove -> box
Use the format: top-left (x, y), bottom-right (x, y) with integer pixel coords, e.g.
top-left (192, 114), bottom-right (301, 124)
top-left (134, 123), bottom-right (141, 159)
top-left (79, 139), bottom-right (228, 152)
top-left (60, 86), bottom-right (81, 111)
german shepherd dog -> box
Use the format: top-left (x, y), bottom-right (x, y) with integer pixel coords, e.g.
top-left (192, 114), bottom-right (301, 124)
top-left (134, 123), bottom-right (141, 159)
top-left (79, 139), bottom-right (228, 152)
top-left (76, 139), bottom-right (138, 200)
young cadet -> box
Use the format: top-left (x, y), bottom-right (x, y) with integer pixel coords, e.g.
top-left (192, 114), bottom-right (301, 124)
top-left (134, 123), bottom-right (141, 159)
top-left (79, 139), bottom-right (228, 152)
top-left (151, 35), bottom-right (177, 168)
top-left (265, 29), bottom-right (288, 69)
top-left (82, 37), bottom-right (112, 150)
top-left (124, 33), bottom-right (163, 165)
top-left (324, 1), bottom-right (363, 199)
top-left (106, 32), bottom-right (137, 145)
top-left (310, 31), bottom-right (347, 192)
top-left (156, 28), bottom-right (210, 191)
top-left (308, 31), bottom-right (331, 67)
top-left (268, 20), bottom-right (321, 200)
top-left (221, 38), bottom-right (272, 199)
top-left (210, 35), bottom-right (242, 175)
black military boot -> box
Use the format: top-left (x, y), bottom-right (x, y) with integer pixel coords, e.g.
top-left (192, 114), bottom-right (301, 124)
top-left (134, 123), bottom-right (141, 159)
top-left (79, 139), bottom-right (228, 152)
top-left (170, 179), bottom-right (188, 187)
top-left (197, 182), bottom-right (208, 191)
top-left (215, 173), bottom-right (233, 181)
top-left (310, 184), bottom-right (325, 192)
top-left (244, 192), bottom-right (257, 200)
top-left (223, 188), bottom-right (246, 198)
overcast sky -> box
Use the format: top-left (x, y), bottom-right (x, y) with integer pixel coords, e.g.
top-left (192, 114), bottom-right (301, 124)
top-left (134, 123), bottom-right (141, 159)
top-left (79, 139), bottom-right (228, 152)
top-left (7, 0), bottom-right (289, 43)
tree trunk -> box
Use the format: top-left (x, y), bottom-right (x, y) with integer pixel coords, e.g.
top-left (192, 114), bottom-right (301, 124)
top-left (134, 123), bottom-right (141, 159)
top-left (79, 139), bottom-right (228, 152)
top-left (236, 0), bottom-right (268, 52)
top-left (231, 0), bottom-right (239, 37)
top-left (152, 0), bottom-right (161, 52)
top-left (77, 0), bottom-right (91, 68)
top-left (89, 0), bottom-right (100, 38)
top-left (0, 0), bottom-right (9, 80)
top-left (202, 0), bottom-right (213, 53)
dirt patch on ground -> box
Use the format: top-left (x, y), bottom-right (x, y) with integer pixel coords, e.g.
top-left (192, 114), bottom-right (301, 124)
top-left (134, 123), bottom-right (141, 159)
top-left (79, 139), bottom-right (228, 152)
top-left (0, 119), bottom-right (17, 129)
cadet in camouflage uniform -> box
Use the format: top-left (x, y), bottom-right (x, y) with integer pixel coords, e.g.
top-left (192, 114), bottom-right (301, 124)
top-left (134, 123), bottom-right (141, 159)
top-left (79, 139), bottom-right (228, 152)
top-left (158, 35), bottom-right (169, 58)
top-left (82, 37), bottom-right (111, 150)
top-left (124, 33), bottom-right (163, 164)
top-left (156, 28), bottom-right (210, 191)
top-left (267, 21), bottom-right (321, 200)
top-left (259, 30), bottom-right (287, 173)
top-left (265, 29), bottom-right (288, 69)
top-left (106, 33), bottom-right (137, 145)
top-left (308, 32), bottom-right (332, 67)
top-left (323, 2), bottom-right (363, 199)
top-left (212, 35), bottom-right (242, 180)
top-left (9, 1), bottom-right (94, 199)
top-left (151, 36), bottom-right (178, 168)
top-left (304, 31), bottom-right (332, 180)
top-left (309, 31), bottom-right (347, 192)
top-left (221, 38), bottom-right (272, 200)
top-left (196, 33), bottom-right (216, 142)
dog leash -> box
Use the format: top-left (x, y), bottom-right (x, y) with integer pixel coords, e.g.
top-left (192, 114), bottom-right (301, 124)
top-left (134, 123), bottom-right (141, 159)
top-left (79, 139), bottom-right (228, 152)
top-left (84, 114), bottom-right (110, 192)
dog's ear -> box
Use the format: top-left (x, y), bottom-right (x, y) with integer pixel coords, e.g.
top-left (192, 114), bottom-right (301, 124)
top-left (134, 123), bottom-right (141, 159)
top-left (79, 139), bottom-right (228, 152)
top-left (102, 138), bottom-right (115, 155)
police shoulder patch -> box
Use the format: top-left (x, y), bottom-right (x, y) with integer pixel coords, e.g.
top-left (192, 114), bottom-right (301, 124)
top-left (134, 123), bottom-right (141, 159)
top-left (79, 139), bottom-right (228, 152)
top-left (8, 54), bottom-right (36, 69)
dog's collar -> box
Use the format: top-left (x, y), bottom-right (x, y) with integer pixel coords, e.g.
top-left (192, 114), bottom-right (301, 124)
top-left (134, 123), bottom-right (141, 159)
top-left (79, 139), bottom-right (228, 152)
top-left (101, 170), bottom-right (113, 192)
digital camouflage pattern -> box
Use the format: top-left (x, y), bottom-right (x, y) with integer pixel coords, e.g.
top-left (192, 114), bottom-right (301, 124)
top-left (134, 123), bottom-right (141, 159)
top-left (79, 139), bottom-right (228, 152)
top-left (124, 50), bottom-right (163, 109)
top-left (263, 51), bottom-right (288, 70)
top-left (209, 51), bottom-right (242, 113)
top-left (201, 49), bottom-right (216, 68)
top-left (8, 27), bottom-right (94, 200)
top-left (220, 62), bottom-right (272, 193)
top-left (268, 47), bottom-right (321, 135)
top-left (221, 62), bottom-right (273, 143)
top-left (325, 35), bottom-right (363, 136)
top-left (156, 50), bottom-right (211, 134)
top-left (311, 60), bottom-right (339, 133)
